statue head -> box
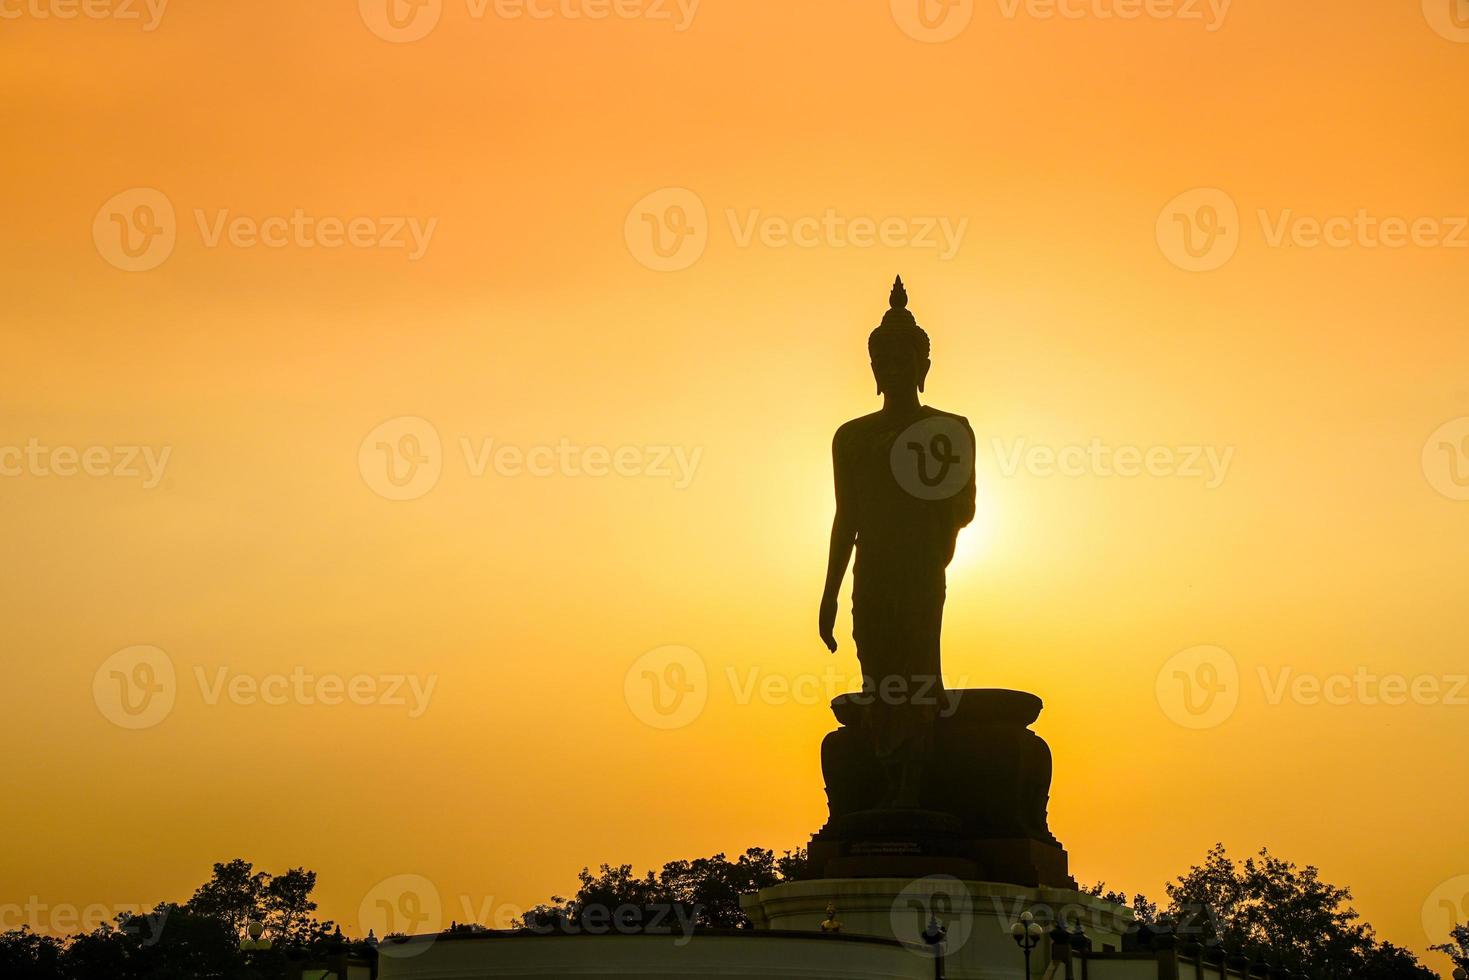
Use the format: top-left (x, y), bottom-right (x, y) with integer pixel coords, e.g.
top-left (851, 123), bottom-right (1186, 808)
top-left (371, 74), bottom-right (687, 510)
top-left (868, 276), bottom-right (932, 396)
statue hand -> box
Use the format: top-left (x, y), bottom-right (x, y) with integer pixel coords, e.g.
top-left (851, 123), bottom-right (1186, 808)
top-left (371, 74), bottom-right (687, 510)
top-left (818, 591), bottom-right (839, 653)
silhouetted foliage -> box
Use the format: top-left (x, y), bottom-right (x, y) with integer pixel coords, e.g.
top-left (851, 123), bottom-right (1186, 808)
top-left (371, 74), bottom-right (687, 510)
top-left (1, 845), bottom-right (1447, 978)
top-left (519, 847), bottom-right (809, 932)
top-left (1084, 882), bottom-right (1159, 924)
top-left (1087, 844), bottom-right (1439, 979)
top-left (0, 860), bottom-right (364, 980)
top-left (1430, 920), bottom-right (1469, 973)
top-left (0, 928), bottom-right (66, 979)
top-left (1161, 844), bottom-right (1435, 979)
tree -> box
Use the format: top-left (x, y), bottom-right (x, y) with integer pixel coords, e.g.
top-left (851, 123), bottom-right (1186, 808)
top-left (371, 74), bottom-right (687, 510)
top-left (71, 903), bottom-right (240, 980)
top-left (520, 847), bottom-right (808, 932)
top-left (1161, 844), bottom-right (1435, 979)
top-left (183, 859), bottom-right (268, 943)
top-left (261, 868), bottom-right (329, 947)
top-left (1084, 882), bottom-right (1159, 924)
top-left (0, 859), bottom-right (355, 980)
top-left (0, 928), bottom-right (65, 979)
top-left (1430, 921), bottom-right (1469, 974)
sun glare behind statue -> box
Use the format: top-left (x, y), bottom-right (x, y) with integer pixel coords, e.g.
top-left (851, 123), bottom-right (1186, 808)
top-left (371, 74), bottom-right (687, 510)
top-left (947, 486), bottom-right (994, 579)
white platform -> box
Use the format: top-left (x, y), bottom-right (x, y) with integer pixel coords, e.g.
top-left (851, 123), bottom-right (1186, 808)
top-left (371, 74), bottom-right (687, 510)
top-left (372, 878), bottom-right (1136, 980)
top-left (373, 930), bottom-right (934, 979)
top-left (742, 878), bottom-right (1133, 980)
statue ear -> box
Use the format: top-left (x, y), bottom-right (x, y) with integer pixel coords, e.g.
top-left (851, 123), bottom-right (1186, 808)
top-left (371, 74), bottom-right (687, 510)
top-left (918, 359), bottom-right (932, 393)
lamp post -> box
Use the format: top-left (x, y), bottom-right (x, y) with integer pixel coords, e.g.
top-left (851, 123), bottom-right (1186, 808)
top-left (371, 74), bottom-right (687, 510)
top-left (240, 919), bottom-right (272, 952)
top-left (235, 919), bottom-right (272, 980)
top-left (1011, 910), bottom-right (1044, 980)
top-left (922, 913), bottom-right (948, 980)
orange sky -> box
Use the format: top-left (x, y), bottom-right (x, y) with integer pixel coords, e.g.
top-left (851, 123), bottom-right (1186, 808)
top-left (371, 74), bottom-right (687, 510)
top-left (3, 0), bottom-right (1468, 973)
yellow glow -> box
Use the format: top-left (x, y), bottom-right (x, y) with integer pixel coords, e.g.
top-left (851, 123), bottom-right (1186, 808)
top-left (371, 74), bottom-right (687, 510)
top-left (2, 3), bottom-right (1467, 976)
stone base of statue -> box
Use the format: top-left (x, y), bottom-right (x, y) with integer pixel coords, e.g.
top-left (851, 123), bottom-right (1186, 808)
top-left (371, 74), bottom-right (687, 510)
top-left (807, 688), bottom-right (1074, 888)
top-left (740, 877), bottom-right (1131, 980)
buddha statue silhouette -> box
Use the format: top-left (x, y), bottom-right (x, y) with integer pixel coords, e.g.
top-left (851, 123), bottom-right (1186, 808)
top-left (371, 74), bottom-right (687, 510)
top-left (818, 276), bottom-right (977, 809)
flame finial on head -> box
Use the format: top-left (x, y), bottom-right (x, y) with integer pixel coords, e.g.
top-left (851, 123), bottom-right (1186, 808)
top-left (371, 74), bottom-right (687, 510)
top-left (870, 274), bottom-right (930, 360)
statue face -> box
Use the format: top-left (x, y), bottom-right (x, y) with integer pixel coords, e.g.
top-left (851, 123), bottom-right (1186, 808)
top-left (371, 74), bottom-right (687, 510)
top-left (871, 346), bottom-right (932, 395)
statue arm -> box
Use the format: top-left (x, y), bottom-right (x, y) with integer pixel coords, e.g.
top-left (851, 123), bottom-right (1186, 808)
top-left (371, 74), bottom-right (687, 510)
top-left (955, 420), bottom-right (977, 529)
top-left (819, 431), bottom-right (857, 652)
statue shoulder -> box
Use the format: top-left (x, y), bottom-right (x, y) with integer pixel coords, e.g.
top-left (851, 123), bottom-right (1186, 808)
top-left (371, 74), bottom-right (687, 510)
top-left (922, 406), bottom-right (976, 437)
top-left (833, 412), bottom-right (885, 447)
top-left (922, 406), bottom-right (970, 424)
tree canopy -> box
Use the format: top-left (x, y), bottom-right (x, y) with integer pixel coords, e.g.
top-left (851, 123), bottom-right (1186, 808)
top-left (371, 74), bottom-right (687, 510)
top-left (1092, 843), bottom-right (1443, 979)
top-left (519, 847), bottom-right (809, 932)
top-left (2, 845), bottom-right (1458, 979)
top-left (0, 859), bottom-right (362, 980)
